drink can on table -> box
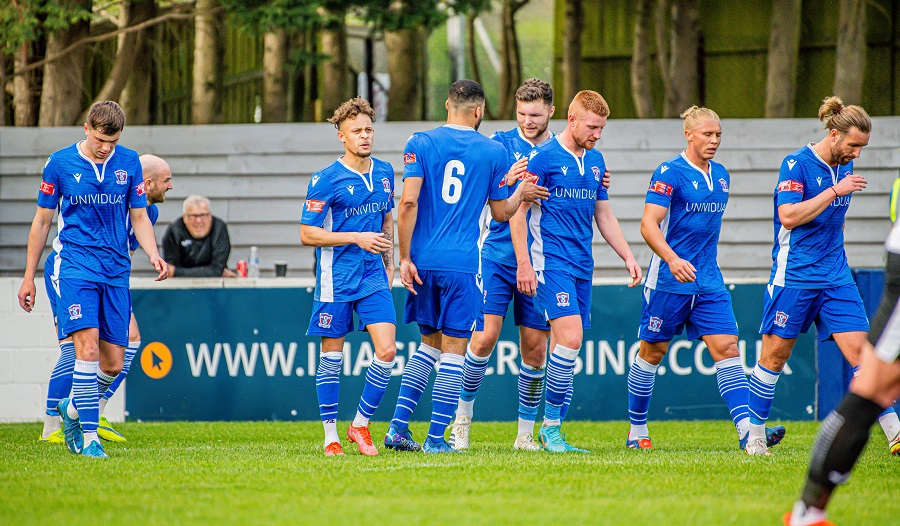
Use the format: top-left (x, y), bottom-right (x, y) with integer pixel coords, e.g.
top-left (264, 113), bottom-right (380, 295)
top-left (237, 260), bottom-right (248, 278)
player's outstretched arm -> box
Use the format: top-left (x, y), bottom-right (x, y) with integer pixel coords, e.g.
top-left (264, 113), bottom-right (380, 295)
top-left (130, 207), bottom-right (167, 281)
top-left (17, 206), bottom-right (55, 312)
top-left (595, 200), bottom-right (642, 287)
top-left (397, 176), bottom-right (423, 294)
top-left (779, 174), bottom-right (867, 230)
top-left (489, 178), bottom-right (549, 222)
top-left (640, 202), bottom-right (695, 283)
top-left (510, 201), bottom-right (537, 296)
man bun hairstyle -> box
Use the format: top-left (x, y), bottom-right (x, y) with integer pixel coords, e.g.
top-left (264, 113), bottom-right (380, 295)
top-left (819, 96), bottom-right (871, 135)
top-left (516, 78), bottom-right (553, 106)
top-left (87, 101), bottom-right (125, 136)
top-left (327, 97), bottom-right (376, 129)
top-left (569, 90), bottom-right (610, 118)
top-left (681, 105), bottom-right (720, 131)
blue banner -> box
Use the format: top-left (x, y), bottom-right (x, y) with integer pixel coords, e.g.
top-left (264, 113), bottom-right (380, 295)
top-left (128, 284), bottom-right (816, 422)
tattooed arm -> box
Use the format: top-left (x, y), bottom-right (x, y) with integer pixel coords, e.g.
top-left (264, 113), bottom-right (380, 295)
top-left (382, 211), bottom-right (395, 285)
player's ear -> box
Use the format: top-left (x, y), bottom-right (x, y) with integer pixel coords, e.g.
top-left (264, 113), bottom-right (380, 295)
top-left (548, 105), bottom-right (555, 119)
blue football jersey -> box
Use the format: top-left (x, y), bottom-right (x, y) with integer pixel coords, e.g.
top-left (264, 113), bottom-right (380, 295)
top-left (37, 142), bottom-right (146, 288)
top-left (526, 137), bottom-right (608, 280)
top-left (479, 128), bottom-right (552, 266)
top-left (301, 157), bottom-right (395, 302)
top-left (769, 145), bottom-right (855, 289)
top-left (127, 203), bottom-right (159, 252)
top-left (644, 153), bottom-right (729, 295)
top-left (403, 125), bottom-right (508, 274)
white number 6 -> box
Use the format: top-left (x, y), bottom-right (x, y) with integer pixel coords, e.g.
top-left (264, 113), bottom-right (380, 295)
top-left (442, 160), bottom-right (464, 204)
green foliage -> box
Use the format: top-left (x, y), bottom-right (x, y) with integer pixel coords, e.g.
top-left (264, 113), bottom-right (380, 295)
top-left (1, 420), bottom-right (897, 524)
top-left (0, 0), bottom-right (92, 56)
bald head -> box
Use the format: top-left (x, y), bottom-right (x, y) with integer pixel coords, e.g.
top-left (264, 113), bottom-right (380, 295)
top-left (139, 154), bottom-right (173, 205)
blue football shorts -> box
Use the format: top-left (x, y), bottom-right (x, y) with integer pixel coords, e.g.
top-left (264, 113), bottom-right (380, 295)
top-left (638, 287), bottom-right (738, 342)
top-left (477, 258), bottom-right (549, 331)
top-left (307, 287), bottom-right (396, 338)
top-left (57, 276), bottom-right (130, 346)
top-left (759, 283), bottom-right (869, 341)
top-left (404, 270), bottom-right (480, 338)
top-left (533, 269), bottom-right (591, 330)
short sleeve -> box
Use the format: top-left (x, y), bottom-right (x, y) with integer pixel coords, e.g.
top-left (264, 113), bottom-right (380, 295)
top-left (129, 160), bottom-right (148, 209)
top-left (488, 149), bottom-right (508, 201)
top-left (775, 156), bottom-right (805, 206)
top-left (36, 156), bottom-right (60, 209)
top-left (594, 157), bottom-right (609, 202)
top-left (645, 162), bottom-right (678, 208)
top-left (402, 134), bottom-right (424, 180)
top-left (380, 163), bottom-right (396, 213)
top-left (301, 171), bottom-right (333, 227)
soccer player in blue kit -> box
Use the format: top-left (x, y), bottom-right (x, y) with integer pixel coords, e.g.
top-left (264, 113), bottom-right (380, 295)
top-left (300, 97), bottom-right (398, 457)
top-left (385, 80), bottom-right (549, 453)
top-left (625, 106), bottom-right (785, 452)
top-left (39, 154), bottom-right (173, 445)
top-left (18, 101), bottom-right (167, 459)
top-left (516, 90), bottom-right (642, 453)
top-left (746, 96), bottom-right (900, 456)
top-left (449, 78), bottom-right (610, 451)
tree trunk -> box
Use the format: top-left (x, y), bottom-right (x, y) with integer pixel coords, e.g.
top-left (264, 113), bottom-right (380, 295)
top-left (562, 0), bottom-right (583, 104)
top-left (121, 0), bottom-right (158, 125)
top-left (84, 0), bottom-right (155, 121)
top-left (320, 18), bottom-right (348, 116)
top-left (654, 0), bottom-right (672, 106)
top-left (666, 0), bottom-right (699, 117)
top-left (262, 30), bottom-right (289, 123)
top-left (764, 0), bottom-right (802, 118)
top-left (631, 0), bottom-right (656, 118)
top-left (192, 0), bottom-right (223, 124)
top-left (13, 43), bottom-right (37, 127)
top-left (497, 0), bottom-right (527, 119)
top-left (385, 28), bottom-right (424, 121)
top-left (39, 0), bottom-right (91, 126)
top-left (834, 0), bottom-right (867, 104)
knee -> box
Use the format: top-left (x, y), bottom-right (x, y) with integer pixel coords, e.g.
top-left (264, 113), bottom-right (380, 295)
top-left (102, 364), bottom-right (123, 377)
top-left (469, 331), bottom-right (498, 357)
top-left (129, 327), bottom-right (141, 343)
top-left (555, 336), bottom-right (582, 351)
top-left (521, 343), bottom-right (547, 368)
top-left (376, 345), bottom-right (396, 363)
top-left (712, 342), bottom-right (740, 361)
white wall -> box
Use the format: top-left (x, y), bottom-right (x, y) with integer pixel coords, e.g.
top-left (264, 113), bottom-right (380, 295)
top-left (0, 278), bottom-right (124, 423)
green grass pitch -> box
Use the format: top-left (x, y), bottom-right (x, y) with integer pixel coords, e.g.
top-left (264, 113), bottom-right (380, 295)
top-left (1, 420), bottom-right (897, 525)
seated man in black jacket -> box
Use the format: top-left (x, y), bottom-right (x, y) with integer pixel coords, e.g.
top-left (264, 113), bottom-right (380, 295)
top-left (162, 195), bottom-right (236, 278)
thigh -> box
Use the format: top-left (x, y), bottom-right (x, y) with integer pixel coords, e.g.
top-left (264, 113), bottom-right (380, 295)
top-left (307, 300), bottom-right (354, 337)
top-left (403, 270), bottom-right (440, 330)
top-left (98, 284), bottom-right (130, 347)
top-left (435, 271), bottom-right (481, 338)
top-left (58, 277), bottom-right (101, 339)
top-left (817, 283), bottom-right (869, 339)
top-left (534, 270), bottom-right (580, 325)
top-left (481, 258), bottom-right (515, 317)
top-left (513, 289), bottom-right (549, 330)
top-left (686, 290), bottom-right (739, 341)
top-left (355, 288), bottom-right (397, 331)
top-left (638, 288), bottom-right (693, 342)
top-left (759, 285), bottom-right (820, 338)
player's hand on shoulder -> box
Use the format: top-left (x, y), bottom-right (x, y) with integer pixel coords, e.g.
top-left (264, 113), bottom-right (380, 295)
top-left (504, 157), bottom-right (530, 186)
top-left (355, 232), bottom-right (392, 254)
top-left (602, 169), bottom-right (611, 190)
top-left (17, 280), bottom-right (36, 312)
top-left (400, 259), bottom-right (422, 294)
top-left (520, 177), bottom-right (549, 202)
top-left (833, 174), bottom-right (867, 196)
top-left (666, 257), bottom-right (696, 283)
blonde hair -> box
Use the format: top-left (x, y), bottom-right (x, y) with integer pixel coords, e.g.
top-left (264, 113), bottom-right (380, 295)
top-left (327, 97), bottom-right (375, 129)
top-left (569, 90), bottom-right (610, 118)
top-left (818, 96), bottom-right (871, 135)
top-left (681, 105), bottom-right (720, 131)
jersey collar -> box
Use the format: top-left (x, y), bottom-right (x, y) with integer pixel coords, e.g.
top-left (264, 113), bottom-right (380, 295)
top-left (680, 151), bottom-right (713, 191)
top-left (806, 143), bottom-right (839, 185)
top-left (443, 124), bottom-right (476, 131)
top-left (558, 138), bottom-right (586, 176)
top-left (75, 141), bottom-right (116, 183)
top-left (337, 157), bottom-right (374, 193)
